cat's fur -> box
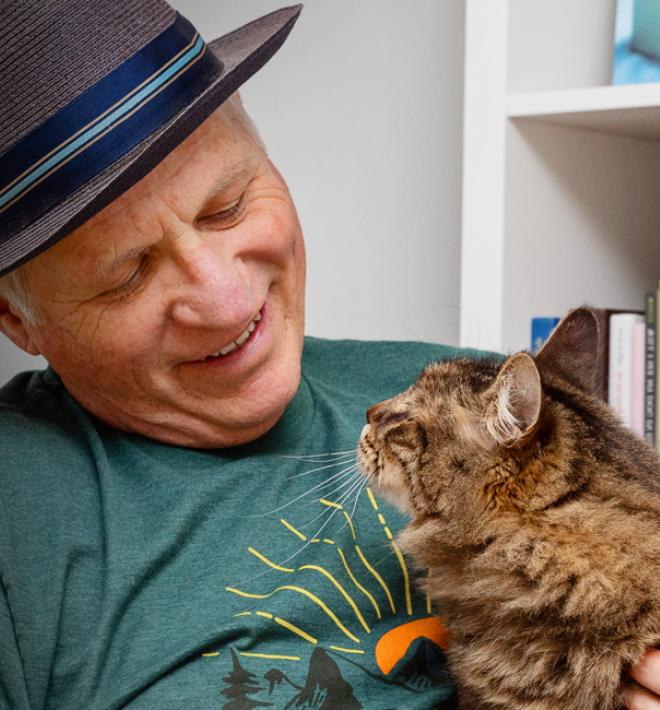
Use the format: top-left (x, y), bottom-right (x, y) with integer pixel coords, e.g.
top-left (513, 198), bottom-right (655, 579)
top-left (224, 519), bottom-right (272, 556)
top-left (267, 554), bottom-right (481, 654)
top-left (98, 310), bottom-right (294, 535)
top-left (358, 309), bottom-right (660, 710)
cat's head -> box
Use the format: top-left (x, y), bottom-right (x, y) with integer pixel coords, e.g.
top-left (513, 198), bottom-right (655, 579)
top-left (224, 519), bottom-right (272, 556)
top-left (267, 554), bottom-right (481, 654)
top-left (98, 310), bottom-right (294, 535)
top-left (357, 309), bottom-right (604, 523)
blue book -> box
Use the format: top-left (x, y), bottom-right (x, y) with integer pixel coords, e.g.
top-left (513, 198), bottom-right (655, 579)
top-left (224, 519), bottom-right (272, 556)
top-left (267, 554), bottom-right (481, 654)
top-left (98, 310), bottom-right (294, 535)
top-left (531, 317), bottom-right (560, 353)
top-left (612, 0), bottom-right (660, 85)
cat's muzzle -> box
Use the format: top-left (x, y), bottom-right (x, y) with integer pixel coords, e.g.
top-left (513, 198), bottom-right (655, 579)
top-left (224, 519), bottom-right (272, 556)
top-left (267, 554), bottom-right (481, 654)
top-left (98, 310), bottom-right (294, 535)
top-left (357, 424), bottom-right (379, 480)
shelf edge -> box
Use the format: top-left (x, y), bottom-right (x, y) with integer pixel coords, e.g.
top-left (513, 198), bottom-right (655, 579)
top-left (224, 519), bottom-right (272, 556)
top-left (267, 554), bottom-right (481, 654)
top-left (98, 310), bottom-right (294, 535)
top-left (507, 83), bottom-right (660, 117)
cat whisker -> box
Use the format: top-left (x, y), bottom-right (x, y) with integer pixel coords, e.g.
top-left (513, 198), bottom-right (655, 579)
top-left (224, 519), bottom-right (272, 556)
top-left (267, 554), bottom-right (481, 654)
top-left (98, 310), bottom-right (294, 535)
top-left (349, 476), bottom-right (369, 519)
top-left (283, 476), bottom-right (365, 555)
top-left (250, 463), bottom-right (361, 517)
top-left (296, 467), bottom-right (364, 529)
top-left (285, 456), bottom-right (357, 480)
top-left (306, 466), bottom-right (363, 502)
top-left (236, 476), bottom-right (366, 585)
top-left (368, 551), bottom-right (395, 569)
top-left (277, 458), bottom-right (354, 466)
top-left (275, 449), bottom-right (357, 462)
top-left (335, 477), bottom-right (369, 536)
top-left (297, 467), bottom-right (363, 517)
top-left (291, 475), bottom-right (365, 550)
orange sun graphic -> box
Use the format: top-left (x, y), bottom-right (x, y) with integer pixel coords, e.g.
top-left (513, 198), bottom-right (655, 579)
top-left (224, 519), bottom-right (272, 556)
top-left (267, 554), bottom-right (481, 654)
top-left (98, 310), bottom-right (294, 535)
top-left (374, 617), bottom-right (450, 674)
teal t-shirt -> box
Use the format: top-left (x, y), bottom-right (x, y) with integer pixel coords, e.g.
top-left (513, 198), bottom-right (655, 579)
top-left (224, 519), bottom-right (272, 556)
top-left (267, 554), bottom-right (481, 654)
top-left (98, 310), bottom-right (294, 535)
top-left (0, 337), bottom-right (491, 710)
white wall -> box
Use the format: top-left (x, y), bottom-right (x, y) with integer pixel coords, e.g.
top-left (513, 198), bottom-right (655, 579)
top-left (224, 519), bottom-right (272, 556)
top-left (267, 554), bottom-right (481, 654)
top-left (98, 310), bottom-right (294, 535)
top-left (0, 0), bottom-right (466, 385)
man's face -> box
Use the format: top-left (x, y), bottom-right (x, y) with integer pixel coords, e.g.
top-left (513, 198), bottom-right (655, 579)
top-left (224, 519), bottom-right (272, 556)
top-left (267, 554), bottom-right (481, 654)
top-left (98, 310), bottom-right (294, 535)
top-left (17, 107), bottom-right (306, 447)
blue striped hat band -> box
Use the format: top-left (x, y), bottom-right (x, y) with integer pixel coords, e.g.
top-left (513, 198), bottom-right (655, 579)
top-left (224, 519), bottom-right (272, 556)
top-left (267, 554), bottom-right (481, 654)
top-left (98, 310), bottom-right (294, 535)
top-left (0, 12), bottom-right (222, 243)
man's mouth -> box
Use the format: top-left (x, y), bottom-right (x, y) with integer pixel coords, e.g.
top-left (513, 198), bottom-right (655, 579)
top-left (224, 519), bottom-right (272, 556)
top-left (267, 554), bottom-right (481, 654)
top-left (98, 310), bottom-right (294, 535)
top-left (198, 310), bottom-right (262, 362)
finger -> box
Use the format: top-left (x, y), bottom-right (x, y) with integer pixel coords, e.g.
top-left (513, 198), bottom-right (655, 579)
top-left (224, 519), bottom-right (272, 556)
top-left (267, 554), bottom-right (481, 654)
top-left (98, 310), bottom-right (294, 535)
top-left (631, 651), bottom-right (660, 696)
top-left (625, 687), bottom-right (660, 710)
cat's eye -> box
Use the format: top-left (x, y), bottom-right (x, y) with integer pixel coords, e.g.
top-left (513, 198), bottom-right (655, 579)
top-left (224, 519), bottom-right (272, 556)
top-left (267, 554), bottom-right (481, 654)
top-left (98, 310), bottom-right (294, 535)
top-left (386, 419), bottom-right (427, 454)
top-left (382, 412), bottom-right (409, 427)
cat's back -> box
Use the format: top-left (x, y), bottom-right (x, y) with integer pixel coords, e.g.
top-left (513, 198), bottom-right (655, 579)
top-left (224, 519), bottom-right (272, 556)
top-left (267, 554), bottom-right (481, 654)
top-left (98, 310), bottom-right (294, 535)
top-left (488, 369), bottom-right (660, 640)
top-left (539, 366), bottom-right (660, 509)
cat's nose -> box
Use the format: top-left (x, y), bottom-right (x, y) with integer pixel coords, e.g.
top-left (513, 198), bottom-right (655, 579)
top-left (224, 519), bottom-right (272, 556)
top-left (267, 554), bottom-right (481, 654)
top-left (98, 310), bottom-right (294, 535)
top-left (366, 401), bottom-right (387, 424)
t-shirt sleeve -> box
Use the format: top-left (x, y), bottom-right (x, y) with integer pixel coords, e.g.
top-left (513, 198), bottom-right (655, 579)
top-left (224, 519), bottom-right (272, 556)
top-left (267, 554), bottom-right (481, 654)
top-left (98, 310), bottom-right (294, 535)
top-left (0, 579), bottom-right (32, 710)
top-left (0, 370), bottom-right (71, 710)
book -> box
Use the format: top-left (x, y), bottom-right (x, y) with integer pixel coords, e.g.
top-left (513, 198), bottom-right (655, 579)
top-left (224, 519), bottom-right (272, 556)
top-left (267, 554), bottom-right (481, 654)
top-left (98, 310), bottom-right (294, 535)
top-left (612, 0), bottom-right (660, 85)
top-left (630, 320), bottom-right (646, 437)
top-left (591, 308), bottom-right (643, 404)
top-left (532, 308), bottom-right (643, 408)
top-left (644, 291), bottom-right (656, 446)
top-left (656, 285), bottom-right (660, 453)
top-left (531, 317), bottom-right (560, 353)
top-left (608, 313), bottom-right (645, 428)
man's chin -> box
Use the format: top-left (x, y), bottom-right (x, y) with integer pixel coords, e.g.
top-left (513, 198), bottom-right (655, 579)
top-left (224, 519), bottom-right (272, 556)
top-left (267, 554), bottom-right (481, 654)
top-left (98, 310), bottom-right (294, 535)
top-left (165, 399), bottom-right (293, 448)
top-left (96, 406), bottom-right (286, 449)
top-left (149, 370), bottom-right (301, 448)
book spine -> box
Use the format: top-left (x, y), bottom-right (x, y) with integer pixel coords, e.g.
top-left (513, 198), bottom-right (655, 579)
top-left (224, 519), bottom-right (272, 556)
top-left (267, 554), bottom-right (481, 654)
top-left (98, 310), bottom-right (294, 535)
top-left (631, 321), bottom-right (646, 437)
top-left (656, 287), bottom-right (660, 452)
top-left (609, 314), bottom-right (644, 428)
top-left (645, 291), bottom-right (656, 446)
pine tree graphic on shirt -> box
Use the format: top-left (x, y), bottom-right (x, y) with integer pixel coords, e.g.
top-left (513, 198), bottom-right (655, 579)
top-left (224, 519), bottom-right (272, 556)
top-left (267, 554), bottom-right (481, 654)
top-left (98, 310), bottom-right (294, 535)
top-left (221, 649), bottom-right (272, 709)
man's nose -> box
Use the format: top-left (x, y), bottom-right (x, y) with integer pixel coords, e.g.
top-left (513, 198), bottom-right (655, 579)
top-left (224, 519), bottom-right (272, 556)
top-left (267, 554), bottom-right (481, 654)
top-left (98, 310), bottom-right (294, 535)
top-left (169, 234), bottom-right (251, 327)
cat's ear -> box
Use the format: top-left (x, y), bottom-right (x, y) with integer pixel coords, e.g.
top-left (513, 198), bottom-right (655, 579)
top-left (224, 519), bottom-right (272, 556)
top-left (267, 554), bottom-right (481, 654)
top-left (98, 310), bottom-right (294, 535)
top-left (484, 352), bottom-right (542, 447)
top-left (535, 308), bottom-right (600, 394)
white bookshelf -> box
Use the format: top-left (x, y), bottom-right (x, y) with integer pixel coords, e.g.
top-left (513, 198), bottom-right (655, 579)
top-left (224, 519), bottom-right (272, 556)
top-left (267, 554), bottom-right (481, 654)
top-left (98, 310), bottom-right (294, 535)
top-left (508, 85), bottom-right (660, 142)
top-left (460, 0), bottom-right (660, 353)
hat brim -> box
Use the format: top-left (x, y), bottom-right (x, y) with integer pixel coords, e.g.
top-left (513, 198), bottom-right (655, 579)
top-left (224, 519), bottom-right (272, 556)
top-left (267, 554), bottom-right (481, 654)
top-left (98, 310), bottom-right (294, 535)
top-left (0, 5), bottom-right (301, 277)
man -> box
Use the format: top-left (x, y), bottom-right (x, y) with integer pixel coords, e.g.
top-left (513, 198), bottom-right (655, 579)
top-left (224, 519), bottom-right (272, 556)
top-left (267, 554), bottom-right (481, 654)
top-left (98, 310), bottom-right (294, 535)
top-left (0, 2), bottom-right (657, 708)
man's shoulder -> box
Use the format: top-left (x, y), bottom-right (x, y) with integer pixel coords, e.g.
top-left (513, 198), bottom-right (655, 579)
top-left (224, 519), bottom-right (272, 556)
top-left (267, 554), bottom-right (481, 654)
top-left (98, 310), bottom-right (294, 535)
top-left (1, 367), bottom-right (66, 426)
top-left (0, 368), bottom-right (90, 476)
top-left (302, 335), bottom-right (500, 399)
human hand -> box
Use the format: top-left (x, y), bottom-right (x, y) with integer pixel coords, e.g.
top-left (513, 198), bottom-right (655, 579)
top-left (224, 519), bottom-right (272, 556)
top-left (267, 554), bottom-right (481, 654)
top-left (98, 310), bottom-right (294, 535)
top-left (626, 649), bottom-right (660, 709)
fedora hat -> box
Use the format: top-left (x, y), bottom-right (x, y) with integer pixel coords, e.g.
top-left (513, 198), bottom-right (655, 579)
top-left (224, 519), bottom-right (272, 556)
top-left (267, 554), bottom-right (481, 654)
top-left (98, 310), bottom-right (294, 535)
top-left (0, 0), bottom-right (302, 277)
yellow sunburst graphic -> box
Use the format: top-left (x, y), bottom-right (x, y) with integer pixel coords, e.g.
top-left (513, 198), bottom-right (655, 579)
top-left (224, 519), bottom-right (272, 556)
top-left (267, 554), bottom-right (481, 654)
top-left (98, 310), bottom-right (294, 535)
top-left (218, 485), bottom-right (450, 669)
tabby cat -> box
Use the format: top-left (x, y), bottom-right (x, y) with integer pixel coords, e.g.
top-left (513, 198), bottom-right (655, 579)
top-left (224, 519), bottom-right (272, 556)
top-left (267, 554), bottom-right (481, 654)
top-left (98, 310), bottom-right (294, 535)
top-left (358, 308), bottom-right (660, 710)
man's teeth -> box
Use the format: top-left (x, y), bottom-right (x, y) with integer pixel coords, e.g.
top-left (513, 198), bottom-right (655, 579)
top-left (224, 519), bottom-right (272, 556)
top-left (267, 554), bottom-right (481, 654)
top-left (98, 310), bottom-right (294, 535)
top-left (204, 312), bottom-right (261, 360)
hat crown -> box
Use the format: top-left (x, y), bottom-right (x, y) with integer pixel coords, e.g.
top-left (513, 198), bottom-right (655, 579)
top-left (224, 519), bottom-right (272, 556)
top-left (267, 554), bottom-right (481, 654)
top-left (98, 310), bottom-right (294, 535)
top-left (0, 0), bottom-right (176, 155)
top-left (0, 2), bottom-right (301, 277)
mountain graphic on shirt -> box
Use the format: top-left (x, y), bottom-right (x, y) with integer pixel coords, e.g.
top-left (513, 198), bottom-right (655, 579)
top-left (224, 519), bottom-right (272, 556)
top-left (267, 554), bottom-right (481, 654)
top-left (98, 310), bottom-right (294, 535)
top-left (219, 641), bottom-right (458, 710)
top-left (388, 636), bottom-right (454, 691)
top-left (284, 647), bottom-right (360, 709)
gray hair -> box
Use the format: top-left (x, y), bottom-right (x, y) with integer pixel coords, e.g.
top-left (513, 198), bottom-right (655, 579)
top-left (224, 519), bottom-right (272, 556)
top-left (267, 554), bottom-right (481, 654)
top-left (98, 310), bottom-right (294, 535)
top-left (0, 91), bottom-right (264, 326)
top-left (0, 265), bottom-right (40, 325)
top-left (221, 91), bottom-right (265, 152)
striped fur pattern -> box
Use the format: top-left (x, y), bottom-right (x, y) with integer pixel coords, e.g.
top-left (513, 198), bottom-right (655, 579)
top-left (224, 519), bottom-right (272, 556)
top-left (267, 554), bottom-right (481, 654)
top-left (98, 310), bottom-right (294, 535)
top-left (358, 310), bottom-right (660, 709)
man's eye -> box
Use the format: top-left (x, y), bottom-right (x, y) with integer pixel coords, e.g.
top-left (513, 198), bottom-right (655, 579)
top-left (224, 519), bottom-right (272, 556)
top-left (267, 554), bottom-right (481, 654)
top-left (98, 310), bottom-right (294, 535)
top-left (103, 256), bottom-right (149, 299)
top-left (203, 194), bottom-right (245, 224)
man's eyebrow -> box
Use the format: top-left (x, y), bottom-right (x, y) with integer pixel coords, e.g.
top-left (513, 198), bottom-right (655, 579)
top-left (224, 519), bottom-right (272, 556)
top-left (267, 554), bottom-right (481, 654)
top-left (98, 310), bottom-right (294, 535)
top-left (202, 161), bottom-right (253, 203)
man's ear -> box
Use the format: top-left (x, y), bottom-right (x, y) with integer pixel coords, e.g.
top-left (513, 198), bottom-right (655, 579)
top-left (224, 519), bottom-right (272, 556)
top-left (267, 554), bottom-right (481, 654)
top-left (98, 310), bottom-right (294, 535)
top-left (484, 352), bottom-right (542, 446)
top-left (0, 297), bottom-right (42, 356)
top-left (535, 307), bottom-right (600, 394)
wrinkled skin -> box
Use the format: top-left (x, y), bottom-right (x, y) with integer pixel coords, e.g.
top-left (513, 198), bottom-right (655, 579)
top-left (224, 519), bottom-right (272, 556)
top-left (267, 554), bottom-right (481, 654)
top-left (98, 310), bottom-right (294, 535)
top-left (0, 106), bottom-right (306, 447)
